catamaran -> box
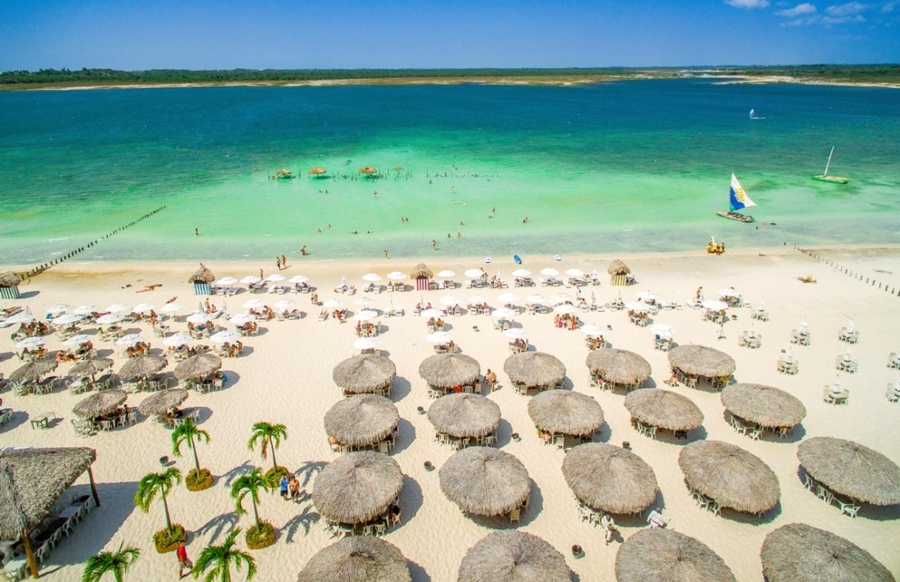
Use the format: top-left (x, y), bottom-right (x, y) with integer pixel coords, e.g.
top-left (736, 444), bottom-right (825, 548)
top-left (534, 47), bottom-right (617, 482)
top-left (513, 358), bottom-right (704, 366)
top-left (813, 146), bottom-right (848, 184)
top-left (716, 174), bottom-right (756, 223)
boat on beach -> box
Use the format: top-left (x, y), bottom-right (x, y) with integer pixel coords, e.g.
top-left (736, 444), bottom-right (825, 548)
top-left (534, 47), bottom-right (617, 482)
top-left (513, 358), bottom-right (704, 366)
top-left (813, 146), bottom-right (848, 184)
top-left (717, 174), bottom-right (756, 223)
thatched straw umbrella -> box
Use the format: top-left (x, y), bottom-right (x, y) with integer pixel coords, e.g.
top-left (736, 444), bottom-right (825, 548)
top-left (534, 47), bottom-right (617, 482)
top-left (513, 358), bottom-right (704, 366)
top-left (358, 166), bottom-right (378, 175)
top-left (616, 529), bottom-right (736, 582)
top-left (668, 345), bottom-right (735, 379)
top-left (458, 531), bottom-right (569, 582)
top-left (428, 393), bottom-right (500, 438)
top-left (721, 383), bottom-right (806, 429)
top-left (503, 352), bottom-right (566, 389)
top-left (67, 358), bottom-right (114, 379)
top-left (297, 536), bottom-right (411, 582)
top-left (798, 437), bottom-right (900, 505)
top-left (173, 353), bottom-right (222, 380)
top-left (761, 523), bottom-right (894, 582)
top-left (312, 452), bottom-right (403, 524)
top-left (332, 354), bottom-right (396, 394)
top-left (585, 348), bottom-right (651, 387)
top-left (138, 389), bottom-right (189, 416)
top-left (408, 263), bottom-right (433, 280)
top-left (562, 443), bottom-right (658, 515)
top-left (324, 395), bottom-right (399, 447)
top-left (119, 355), bottom-right (167, 382)
top-left (308, 167), bottom-right (327, 177)
top-left (527, 390), bottom-right (603, 436)
top-left (9, 358), bottom-right (58, 384)
top-left (679, 440), bottom-right (780, 514)
top-left (607, 260), bottom-right (631, 275)
top-left (73, 389), bottom-right (127, 419)
top-left (625, 389), bottom-right (704, 432)
top-left (439, 447), bottom-right (530, 516)
top-left (0, 271), bottom-right (22, 287)
top-left (187, 265), bottom-right (216, 284)
top-left (418, 353), bottom-right (480, 389)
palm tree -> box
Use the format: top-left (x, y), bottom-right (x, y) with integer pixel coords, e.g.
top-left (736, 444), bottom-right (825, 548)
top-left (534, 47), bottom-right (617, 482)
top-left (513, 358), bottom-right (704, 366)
top-left (230, 467), bottom-right (272, 529)
top-left (134, 467), bottom-right (182, 530)
top-left (172, 416), bottom-right (211, 475)
top-left (246, 421), bottom-right (287, 472)
top-left (82, 543), bottom-right (140, 582)
top-left (192, 528), bottom-right (256, 582)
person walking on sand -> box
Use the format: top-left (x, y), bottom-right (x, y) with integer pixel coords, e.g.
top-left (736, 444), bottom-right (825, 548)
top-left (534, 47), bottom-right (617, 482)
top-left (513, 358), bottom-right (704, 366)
top-left (176, 541), bottom-right (192, 578)
top-left (279, 474), bottom-right (289, 500)
top-left (259, 269), bottom-right (264, 280)
top-left (281, 255), bottom-right (286, 268)
top-left (384, 250), bottom-right (389, 258)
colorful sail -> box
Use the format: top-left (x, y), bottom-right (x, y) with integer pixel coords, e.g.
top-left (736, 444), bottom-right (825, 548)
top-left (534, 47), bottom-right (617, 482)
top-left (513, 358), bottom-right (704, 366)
top-left (729, 174), bottom-right (756, 212)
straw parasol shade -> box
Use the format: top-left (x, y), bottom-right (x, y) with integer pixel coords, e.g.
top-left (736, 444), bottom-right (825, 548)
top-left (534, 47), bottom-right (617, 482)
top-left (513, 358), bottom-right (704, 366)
top-left (297, 536), bottom-right (411, 582)
top-left (119, 355), bottom-right (167, 382)
top-left (308, 167), bottom-right (327, 176)
top-left (503, 352), bottom-right (566, 388)
top-left (797, 437), bottom-right (900, 505)
top-left (586, 348), bottom-right (651, 386)
top-left (138, 389), bottom-right (189, 416)
top-left (67, 358), bottom-right (114, 379)
top-left (73, 389), bottom-right (127, 419)
top-left (439, 447), bottom-right (530, 516)
top-left (187, 265), bottom-right (216, 284)
top-left (312, 452), bottom-right (403, 524)
top-left (562, 443), bottom-right (658, 515)
top-left (9, 358), bottom-right (59, 384)
top-left (721, 383), bottom-right (806, 429)
top-left (616, 529), bottom-right (736, 582)
top-left (679, 440), bottom-right (780, 514)
top-left (625, 389), bottom-right (704, 432)
top-left (527, 390), bottom-right (603, 436)
top-left (173, 353), bottom-right (222, 380)
top-left (358, 166), bottom-right (378, 175)
top-left (409, 263), bottom-right (433, 280)
top-left (332, 354), bottom-right (396, 394)
top-left (668, 345), bottom-right (736, 379)
top-left (419, 353), bottom-right (480, 389)
top-left (0, 271), bottom-right (22, 287)
top-left (607, 260), bottom-right (631, 275)
top-left (324, 395), bottom-right (399, 447)
top-left (428, 393), bottom-right (500, 438)
top-left (458, 531), bottom-right (569, 582)
top-left (761, 523), bottom-right (894, 582)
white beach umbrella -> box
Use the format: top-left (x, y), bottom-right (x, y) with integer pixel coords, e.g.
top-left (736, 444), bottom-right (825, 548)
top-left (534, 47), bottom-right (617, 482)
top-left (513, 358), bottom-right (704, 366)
top-left (498, 293), bottom-right (520, 304)
top-left (217, 276), bottom-right (238, 286)
top-left (651, 324), bottom-right (677, 336)
top-left (468, 295), bottom-right (488, 304)
top-left (504, 328), bottom-right (528, 340)
top-left (624, 302), bottom-right (649, 313)
top-left (323, 298), bottom-right (344, 309)
top-left (63, 334), bottom-right (94, 346)
top-left (240, 275), bottom-right (261, 285)
top-left (52, 313), bottom-right (84, 325)
top-left (163, 333), bottom-right (192, 347)
top-left (46, 303), bottom-right (71, 315)
top-left (440, 296), bottom-right (461, 306)
top-left (160, 302), bottom-right (184, 313)
top-left (554, 304), bottom-right (577, 315)
top-left (73, 304), bottom-right (100, 316)
top-left (387, 271), bottom-right (406, 281)
top-left (702, 300), bottom-right (729, 311)
top-left (426, 331), bottom-right (453, 344)
top-left (492, 307), bottom-right (518, 319)
top-left (186, 313), bottom-right (211, 324)
top-left (265, 273), bottom-right (286, 283)
top-left (550, 293), bottom-right (572, 306)
top-left (132, 303), bottom-right (156, 314)
top-left (210, 330), bottom-right (240, 344)
top-left (581, 324), bottom-right (606, 337)
top-left (846, 318), bottom-right (855, 333)
top-left (106, 303), bottom-right (131, 313)
top-left (464, 269), bottom-right (484, 278)
top-left (115, 333), bottom-right (144, 346)
top-left (5, 312), bottom-right (35, 324)
top-left (419, 308), bottom-right (444, 319)
top-left (354, 337), bottom-right (378, 350)
top-left (565, 268), bottom-right (585, 278)
top-left (242, 299), bottom-right (267, 310)
top-left (362, 273), bottom-right (382, 282)
top-left (354, 309), bottom-right (379, 321)
top-left (354, 297), bottom-right (375, 306)
top-left (95, 313), bottom-right (124, 325)
top-left (437, 270), bottom-right (456, 278)
top-left (289, 275), bottom-right (310, 284)
top-left (540, 268), bottom-right (560, 277)
top-left (273, 299), bottom-right (296, 313)
top-left (229, 313), bottom-right (257, 325)
top-left (718, 287), bottom-right (739, 298)
top-left (16, 336), bottom-right (46, 349)
top-left (637, 290), bottom-right (659, 303)
top-left (511, 269), bottom-right (531, 278)
top-left (526, 294), bottom-right (546, 305)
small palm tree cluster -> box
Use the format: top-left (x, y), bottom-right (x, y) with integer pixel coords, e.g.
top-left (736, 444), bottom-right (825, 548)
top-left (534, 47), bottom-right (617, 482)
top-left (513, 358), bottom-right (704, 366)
top-left (82, 543), bottom-right (140, 582)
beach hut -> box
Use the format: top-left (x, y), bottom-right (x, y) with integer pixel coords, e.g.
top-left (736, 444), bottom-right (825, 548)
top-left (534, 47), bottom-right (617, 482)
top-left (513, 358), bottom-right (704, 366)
top-left (667, 345), bottom-right (736, 387)
top-left (428, 393), bottom-right (500, 441)
top-left (625, 388), bottom-right (704, 438)
top-left (187, 265), bottom-right (216, 296)
top-left (118, 355), bottom-right (167, 383)
top-left (721, 383), bottom-right (806, 435)
top-left (312, 452), bottom-right (403, 526)
top-left (173, 353), bottom-right (222, 381)
top-left (72, 389), bottom-right (127, 419)
top-left (418, 353), bottom-right (480, 390)
top-left (616, 529), bottom-right (736, 582)
top-left (0, 447), bottom-right (99, 580)
top-left (324, 395), bottom-right (399, 451)
top-left (503, 352), bottom-right (566, 395)
top-left (527, 390), bottom-right (603, 449)
top-left (308, 167), bottom-right (327, 178)
top-left (562, 443), bottom-right (658, 516)
top-left (138, 389), bottom-right (189, 416)
top-left (797, 437), bottom-right (900, 506)
top-left (409, 263), bottom-right (433, 291)
top-left (585, 348), bottom-right (651, 391)
top-left (0, 271), bottom-right (22, 300)
top-left (761, 523), bottom-right (893, 582)
top-left (679, 440), bottom-right (780, 515)
top-left (458, 531), bottom-right (569, 582)
top-left (439, 447), bottom-right (530, 518)
top-left (297, 536), bottom-right (411, 582)
top-left (607, 259), bottom-right (631, 286)
top-left (332, 354), bottom-right (396, 396)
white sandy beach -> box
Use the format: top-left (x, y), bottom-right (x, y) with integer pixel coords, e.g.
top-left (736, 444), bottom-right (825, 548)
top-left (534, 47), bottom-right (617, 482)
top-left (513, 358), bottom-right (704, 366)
top-left (2, 245), bottom-right (900, 581)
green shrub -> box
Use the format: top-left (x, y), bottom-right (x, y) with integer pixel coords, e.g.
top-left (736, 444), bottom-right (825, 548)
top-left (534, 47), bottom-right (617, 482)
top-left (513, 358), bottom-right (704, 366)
top-left (263, 466), bottom-right (288, 484)
top-left (186, 468), bottom-right (214, 491)
top-left (245, 521), bottom-right (276, 550)
top-left (153, 524), bottom-right (187, 553)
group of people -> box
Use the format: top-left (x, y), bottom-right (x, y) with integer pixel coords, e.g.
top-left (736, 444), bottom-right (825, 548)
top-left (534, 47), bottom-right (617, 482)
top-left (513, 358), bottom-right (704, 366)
top-left (426, 317), bottom-right (445, 330)
top-left (553, 313), bottom-right (579, 330)
top-left (510, 338), bottom-right (528, 352)
top-left (11, 320), bottom-right (49, 340)
top-left (19, 345), bottom-right (48, 361)
top-left (237, 321), bottom-right (259, 335)
top-left (355, 321), bottom-right (378, 337)
top-left (278, 473), bottom-right (302, 501)
top-left (219, 340), bottom-right (244, 358)
top-left (706, 240), bottom-right (726, 254)
top-left (125, 341), bottom-right (150, 358)
top-left (587, 336), bottom-right (606, 350)
top-left (627, 309), bottom-right (650, 325)
top-left (248, 305), bottom-right (275, 321)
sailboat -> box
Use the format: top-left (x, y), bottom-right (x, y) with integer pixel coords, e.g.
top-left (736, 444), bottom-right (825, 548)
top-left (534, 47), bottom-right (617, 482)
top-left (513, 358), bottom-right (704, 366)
top-left (813, 146), bottom-right (848, 184)
top-left (716, 174), bottom-right (756, 223)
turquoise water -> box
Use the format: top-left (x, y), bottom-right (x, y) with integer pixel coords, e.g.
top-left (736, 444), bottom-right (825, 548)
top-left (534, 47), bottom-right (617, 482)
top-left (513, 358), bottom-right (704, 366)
top-left (1, 79), bottom-right (898, 265)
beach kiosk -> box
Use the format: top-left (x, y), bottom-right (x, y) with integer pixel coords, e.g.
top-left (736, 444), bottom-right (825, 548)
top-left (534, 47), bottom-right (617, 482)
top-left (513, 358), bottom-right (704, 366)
top-left (608, 260), bottom-right (631, 287)
top-left (0, 271), bottom-right (21, 300)
top-left (410, 263), bottom-right (433, 292)
top-left (188, 265), bottom-right (215, 296)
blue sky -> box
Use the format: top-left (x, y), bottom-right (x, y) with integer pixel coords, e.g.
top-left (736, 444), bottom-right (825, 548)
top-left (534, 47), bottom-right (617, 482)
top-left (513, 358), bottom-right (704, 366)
top-left (1, 0), bottom-right (898, 71)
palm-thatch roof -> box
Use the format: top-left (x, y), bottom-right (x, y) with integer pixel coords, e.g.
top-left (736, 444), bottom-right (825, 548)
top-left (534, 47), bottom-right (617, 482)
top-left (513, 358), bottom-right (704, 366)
top-left (625, 388), bottom-right (704, 431)
top-left (409, 263), bottom-right (433, 279)
top-left (527, 390), bottom-right (603, 436)
top-left (187, 265), bottom-right (216, 284)
top-left (119, 355), bottom-right (167, 381)
top-left (503, 352), bottom-right (566, 388)
top-left (73, 389), bottom-right (127, 419)
top-left (297, 536), bottom-right (411, 582)
top-left (616, 529), bottom-right (736, 582)
top-left (0, 271), bottom-right (22, 287)
top-left (9, 358), bottom-right (59, 384)
top-left (679, 440), bottom-right (780, 514)
top-left (607, 260), bottom-right (631, 275)
top-left (721, 383), bottom-right (806, 429)
top-left (427, 393), bottom-right (500, 438)
top-left (67, 358), bottom-right (114, 379)
top-left (458, 531), bottom-right (570, 582)
top-left (418, 353), bottom-right (480, 388)
top-left (761, 523), bottom-right (894, 582)
top-left (312, 452), bottom-right (403, 524)
top-left (439, 447), bottom-right (530, 516)
top-left (138, 389), bottom-right (189, 416)
top-left (332, 354), bottom-right (396, 394)
top-left (668, 345), bottom-right (736, 379)
top-left (798, 437), bottom-right (900, 505)
top-left (562, 443), bottom-right (658, 515)
top-left (324, 395), bottom-right (399, 447)
top-left (173, 352), bottom-right (222, 380)
top-left (585, 348), bottom-right (651, 386)
top-left (0, 447), bottom-right (96, 539)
